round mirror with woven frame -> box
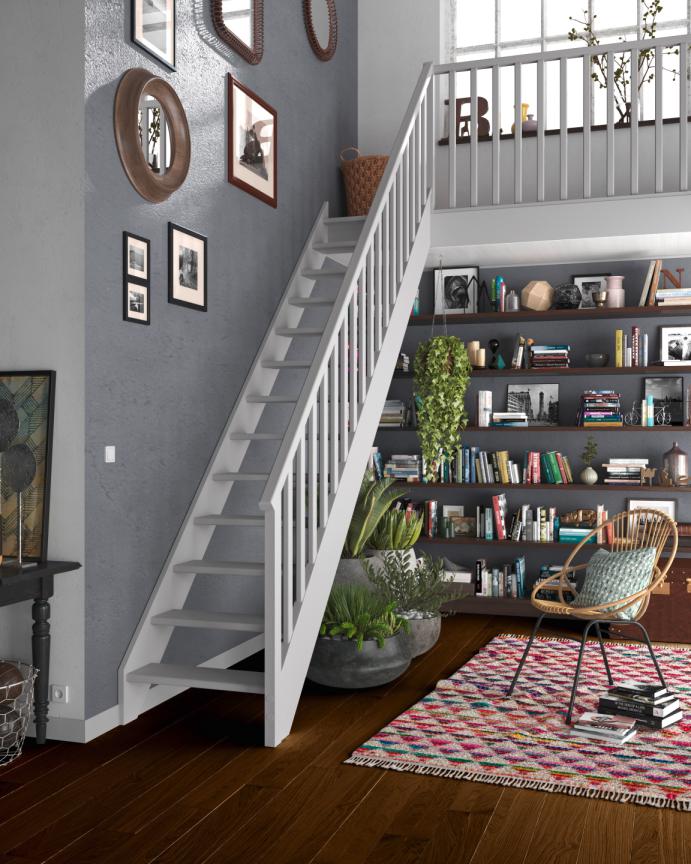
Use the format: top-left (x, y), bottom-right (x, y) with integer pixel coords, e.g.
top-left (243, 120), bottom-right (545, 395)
top-left (303, 0), bottom-right (337, 62)
top-left (211, 0), bottom-right (264, 65)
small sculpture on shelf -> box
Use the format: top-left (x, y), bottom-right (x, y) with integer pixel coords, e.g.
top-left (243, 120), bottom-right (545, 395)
top-left (640, 466), bottom-right (657, 487)
top-left (488, 339), bottom-right (506, 370)
top-left (521, 280), bottom-right (553, 312)
top-left (561, 509), bottom-right (597, 528)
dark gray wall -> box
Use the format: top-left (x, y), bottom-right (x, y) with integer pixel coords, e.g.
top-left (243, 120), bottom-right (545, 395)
top-left (84, 0), bottom-right (357, 717)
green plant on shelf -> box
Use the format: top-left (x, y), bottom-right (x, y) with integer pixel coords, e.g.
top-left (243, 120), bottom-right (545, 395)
top-left (319, 584), bottom-right (409, 650)
top-left (369, 509), bottom-right (423, 551)
top-left (581, 435), bottom-right (598, 467)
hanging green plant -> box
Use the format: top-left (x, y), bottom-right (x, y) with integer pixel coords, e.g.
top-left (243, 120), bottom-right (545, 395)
top-left (414, 335), bottom-right (472, 483)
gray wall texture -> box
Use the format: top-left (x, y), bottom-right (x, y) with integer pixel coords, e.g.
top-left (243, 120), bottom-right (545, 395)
top-left (84, 0), bottom-right (357, 717)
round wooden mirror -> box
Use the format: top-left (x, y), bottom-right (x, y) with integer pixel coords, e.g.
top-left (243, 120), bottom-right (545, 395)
top-left (303, 0), bottom-right (337, 61)
top-left (114, 68), bottom-right (191, 204)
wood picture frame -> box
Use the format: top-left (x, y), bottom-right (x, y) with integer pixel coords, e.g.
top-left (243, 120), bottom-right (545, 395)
top-left (228, 75), bottom-right (277, 208)
top-left (211, 0), bottom-right (264, 65)
top-left (168, 223), bottom-right (207, 311)
top-left (131, 0), bottom-right (176, 71)
top-left (303, 0), bottom-right (337, 62)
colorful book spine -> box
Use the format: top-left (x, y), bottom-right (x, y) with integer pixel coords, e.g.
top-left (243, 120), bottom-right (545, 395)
top-left (615, 329), bottom-right (623, 367)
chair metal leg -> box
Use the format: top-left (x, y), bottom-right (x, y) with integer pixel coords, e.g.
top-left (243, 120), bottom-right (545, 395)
top-left (566, 621), bottom-right (596, 725)
top-left (631, 621), bottom-right (667, 688)
top-left (507, 614), bottom-right (545, 696)
top-left (594, 622), bottom-right (613, 685)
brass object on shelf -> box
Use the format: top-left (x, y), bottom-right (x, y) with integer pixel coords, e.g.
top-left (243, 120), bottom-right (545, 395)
top-left (560, 509), bottom-right (597, 527)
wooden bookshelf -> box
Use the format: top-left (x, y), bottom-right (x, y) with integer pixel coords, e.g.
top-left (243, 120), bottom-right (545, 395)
top-left (416, 535), bottom-right (689, 549)
top-left (394, 481), bottom-right (691, 493)
top-left (408, 304), bottom-right (691, 326)
top-left (378, 425), bottom-right (680, 433)
top-left (392, 366), bottom-right (690, 379)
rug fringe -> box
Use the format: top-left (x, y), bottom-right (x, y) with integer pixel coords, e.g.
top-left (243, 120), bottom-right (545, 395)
top-left (343, 756), bottom-right (691, 811)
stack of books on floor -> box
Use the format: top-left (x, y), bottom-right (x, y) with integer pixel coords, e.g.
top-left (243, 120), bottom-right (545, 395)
top-left (491, 411), bottom-right (528, 427)
top-left (529, 344), bottom-right (571, 369)
top-left (579, 390), bottom-right (623, 427)
top-left (379, 400), bottom-right (407, 428)
top-left (598, 681), bottom-right (684, 730)
top-left (395, 352), bottom-right (410, 372)
top-left (602, 457), bottom-right (648, 486)
top-left (573, 712), bottom-right (638, 745)
top-left (383, 454), bottom-right (421, 481)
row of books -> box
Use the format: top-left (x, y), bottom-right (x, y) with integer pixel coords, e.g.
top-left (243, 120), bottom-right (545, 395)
top-left (456, 448), bottom-right (576, 485)
top-left (614, 327), bottom-right (648, 368)
top-left (579, 390), bottom-right (622, 428)
top-left (379, 400), bottom-right (407, 428)
top-left (383, 453), bottom-right (420, 480)
top-left (395, 352), bottom-right (410, 372)
top-left (474, 557), bottom-right (527, 598)
top-left (491, 411), bottom-right (529, 428)
top-left (602, 457), bottom-right (649, 486)
top-left (530, 343), bottom-right (570, 369)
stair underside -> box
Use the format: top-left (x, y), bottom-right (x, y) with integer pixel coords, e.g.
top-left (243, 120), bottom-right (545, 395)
top-left (173, 560), bottom-right (264, 576)
top-left (128, 664), bottom-right (265, 693)
top-left (151, 609), bottom-right (265, 631)
top-left (194, 515), bottom-right (264, 527)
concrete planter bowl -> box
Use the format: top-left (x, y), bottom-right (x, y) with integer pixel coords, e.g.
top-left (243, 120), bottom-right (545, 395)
top-left (307, 630), bottom-right (412, 689)
top-left (405, 614), bottom-right (441, 658)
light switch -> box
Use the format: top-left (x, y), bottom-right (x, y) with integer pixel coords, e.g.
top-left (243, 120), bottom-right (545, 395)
top-left (104, 445), bottom-right (116, 463)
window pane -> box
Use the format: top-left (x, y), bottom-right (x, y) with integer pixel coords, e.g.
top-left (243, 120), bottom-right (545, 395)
top-left (499, 0), bottom-right (541, 43)
top-left (545, 0), bottom-right (590, 39)
top-left (654, 0), bottom-right (687, 24)
top-left (456, 0), bottom-right (496, 47)
top-left (591, 0), bottom-right (637, 34)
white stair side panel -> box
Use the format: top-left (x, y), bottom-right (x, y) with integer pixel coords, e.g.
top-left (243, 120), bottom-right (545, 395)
top-left (129, 664), bottom-right (265, 693)
top-left (119, 204), bottom-right (332, 725)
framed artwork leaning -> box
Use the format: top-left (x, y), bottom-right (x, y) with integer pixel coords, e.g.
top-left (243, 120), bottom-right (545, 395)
top-left (131, 0), bottom-right (176, 70)
top-left (434, 267), bottom-right (479, 315)
top-left (168, 223), bottom-right (207, 311)
top-left (228, 75), bottom-right (277, 208)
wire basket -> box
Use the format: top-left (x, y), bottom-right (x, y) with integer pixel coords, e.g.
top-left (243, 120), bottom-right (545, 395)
top-left (0, 661), bottom-right (36, 767)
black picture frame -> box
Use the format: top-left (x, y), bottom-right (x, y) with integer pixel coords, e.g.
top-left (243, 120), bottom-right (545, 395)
top-left (131, 0), bottom-right (176, 72)
top-left (122, 232), bottom-right (151, 326)
top-left (0, 371), bottom-right (55, 563)
top-left (123, 231), bottom-right (150, 282)
top-left (168, 223), bottom-right (208, 312)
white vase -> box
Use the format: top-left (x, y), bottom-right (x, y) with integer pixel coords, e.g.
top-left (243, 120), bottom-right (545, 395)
top-left (580, 466), bottom-right (598, 485)
top-left (605, 275), bottom-right (625, 308)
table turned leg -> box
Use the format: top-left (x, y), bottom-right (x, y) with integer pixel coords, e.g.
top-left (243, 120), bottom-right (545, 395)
top-left (31, 599), bottom-right (50, 745)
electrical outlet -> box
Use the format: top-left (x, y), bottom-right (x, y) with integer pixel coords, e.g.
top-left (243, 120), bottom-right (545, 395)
top-left (50, 684), bottom-right (69, 704)
top-left (104, 445), bottom-right (116, 463)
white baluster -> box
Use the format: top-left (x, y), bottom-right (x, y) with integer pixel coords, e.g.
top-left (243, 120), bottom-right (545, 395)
top-left (295, 437), bottom-right (305, 602)
top-left (382, 198), bottom-right (391, 328)
top-left (607, 50), bottom-right (615, 196)
top-left (448, 70), bottom-right (457, 208)
top-left (367, 249), bottom-right (375, 378)
top-left (680, 42), bottom-right (688, 192)
top-left (655, 45), bottom-right (663, 193)
top-left (329, 349), bottom-right (339, 492)
top-left (560, 55), bottom-right (568, 200)
top-left (339, 321), bottom-right (348, 463)
top-left (282, 472), bottom-right (293, 642)
top-left (537, 59), bottom-right (545, 201)
top-left (631, 47), bottom-right (639, 195)
top-left (375, 225), bottom-right (383, 350)
top-left (308, 404), bottom-right (318, 563)
top-left (514, 63), bottom-right (523, 204)
top-left (358, 269), bottom-right (367, 400)
top-left (319, 375), bottom-right (328, 526)
top-left (492, 64), bottom-right (500, 205)
top-left (583, 52), bottom-right (592, 198)
top-left (349, 293), bottom-right (358, 431)
top-left (470, 67), bottom-right (478, 207)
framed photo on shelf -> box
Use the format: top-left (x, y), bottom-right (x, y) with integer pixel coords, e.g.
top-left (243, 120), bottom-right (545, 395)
top-left (168, 223), bottom-right (207, 311)
top-left (131, 0), bottom-right (176, 70)
top-left (572, 274), bottom-right (609, 308)
top-left (123, 280), bottom-right (150, 325)
top-left (628, 499), bottom-right (677, 522)
top-left (434, 267), bottom-right (479, 315)
top-left (506, 383), bottom-right (559, 426)
top-left (644, 377), bottom-right (684, 425)
top-left (660, 326), bottom-right (691, 364)
top-left (123, 232), bottom-right (150, 282)
top-left (228, 75), bottom-right (277, 208)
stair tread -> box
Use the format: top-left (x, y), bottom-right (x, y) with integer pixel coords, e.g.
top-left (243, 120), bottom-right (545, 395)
top-left (302, 266), bottom-right (346, 278)
top-left (246, 395), bottom-right (297, 403)
top-left (195, 514), bottom-right (264, 526)
top-left (261, 360), bottom-right (311, 369)
top-left (128, 663), bottom-right (265, 693)
top-left (174, 559), bottom-right (264, 575)
top-left (275, 327), bottom-right (324, 336)
top-left (324, 216), bottom-right (366, 225)
top-left (213, 472), bottom-right (269, 481)
top-left (151, 609), bottom-right (264, 632)
top-left (313, 241), bottom-right (357, 252)
top-left (230, 432), bottom-right (283, 440)
top-left (289, 297), bottom-right (335, 307)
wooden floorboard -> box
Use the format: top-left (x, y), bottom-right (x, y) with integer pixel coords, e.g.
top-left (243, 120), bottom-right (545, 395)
top-left (0, 614), bottom-right (688, 863)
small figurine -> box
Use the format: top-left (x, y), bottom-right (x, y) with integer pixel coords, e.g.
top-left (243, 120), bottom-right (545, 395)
top-left (640, 467), bottom-right (657, 487)
top-left (488, 339), bottom-right (506, 370)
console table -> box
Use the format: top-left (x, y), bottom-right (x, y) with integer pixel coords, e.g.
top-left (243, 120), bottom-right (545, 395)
top-left (0, 560), bottom-right (80, 744)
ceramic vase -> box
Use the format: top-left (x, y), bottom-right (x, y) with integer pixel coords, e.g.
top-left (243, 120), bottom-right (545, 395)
top-left (605, 275), bottom-right (625, 308)
top-left (580, 466), bottom-right (598, 485)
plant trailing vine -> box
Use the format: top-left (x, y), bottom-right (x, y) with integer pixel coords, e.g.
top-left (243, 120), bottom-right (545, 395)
top-left (414, 335), bottom-right (472, 483)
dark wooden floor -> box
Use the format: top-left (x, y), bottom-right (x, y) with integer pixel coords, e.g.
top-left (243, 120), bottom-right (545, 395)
top-left (1, 614), bottom-right (689, 864)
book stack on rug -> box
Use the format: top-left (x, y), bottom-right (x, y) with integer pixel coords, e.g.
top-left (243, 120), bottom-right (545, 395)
top-left (598, 681), bottom-right (684, 730)
top-left (572, 712), bottom-right (638, 746)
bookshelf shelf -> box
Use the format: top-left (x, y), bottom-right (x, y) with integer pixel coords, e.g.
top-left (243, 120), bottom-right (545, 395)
top-left (417, 535), bottom-right (687, 549)
top-left (394, 481), bottom-right (691, 493)
top-left (407, 304), bottom-right (691, 327)
top-left (377, 425), bottom-right (680, 433)
top-left (392, 366), bottom-right (690, 379)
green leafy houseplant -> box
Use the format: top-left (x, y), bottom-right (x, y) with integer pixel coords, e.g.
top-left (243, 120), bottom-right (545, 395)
top-left (414, 336), bottom-right (472, 483)
top-left (369, 508), bottom-right (423, 551)
top-left (363, 551), bottom-right (454, 618)
top-left (342, 477), bottom-right (402, 558)
top-left (319, 584), bottom-right (409, 650)
top-left (581, 435), bottom-right (598, 467)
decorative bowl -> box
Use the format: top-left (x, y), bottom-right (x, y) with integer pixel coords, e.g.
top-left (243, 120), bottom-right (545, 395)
top-left (585, 353), bottom-right (609, 367)
top-left (593, 289), bottom-right (608, 307)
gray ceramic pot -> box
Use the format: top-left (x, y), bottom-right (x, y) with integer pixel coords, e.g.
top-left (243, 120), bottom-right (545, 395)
top-left (334, 557), bottom-right (371, 587)
top-left (405, 614), bottom-right (441, 657)
top-left (307, 630), bottom-right (411, 689)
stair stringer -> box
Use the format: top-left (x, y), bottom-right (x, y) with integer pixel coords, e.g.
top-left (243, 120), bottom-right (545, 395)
top-left (118, 203), bottom-right (333, 725)
top-left (265, 200), bottom-right (432, 746)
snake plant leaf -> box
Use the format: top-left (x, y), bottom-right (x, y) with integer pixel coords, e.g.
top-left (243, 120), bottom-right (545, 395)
top-left (343, 477), bottom-right (402, 558)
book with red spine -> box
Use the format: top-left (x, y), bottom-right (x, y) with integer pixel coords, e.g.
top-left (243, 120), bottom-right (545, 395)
top-left (555, 452), bottom-right (569, 484)
top-left (492, 494), bottom-right (507, 540)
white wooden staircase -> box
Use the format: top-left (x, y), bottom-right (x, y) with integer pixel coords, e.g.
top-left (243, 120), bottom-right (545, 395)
top-left (119, 64), bottom-right (434, 746)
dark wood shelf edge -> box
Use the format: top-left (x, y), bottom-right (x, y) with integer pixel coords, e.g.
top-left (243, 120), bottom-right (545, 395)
top-left (408, 305), bottom-right (691, 326)
top-left (392, 366), bottom-right (691, 379)
top-left (415, 537), bottom-right (687, 549)
top-left (394, 482), bottom-right (690, 493)
top-left (377, 425), bottom-right (682, 433)
top-left (444, 596), bottom-right (539, 618)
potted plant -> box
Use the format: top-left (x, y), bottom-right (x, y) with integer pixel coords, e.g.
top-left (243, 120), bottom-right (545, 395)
top-left (580, 435), bottom-right (598, 485)
top-left (336, 476), bottom-right (402, 586)
top-left (363, 550), bottom-right (453, 657)
top-left (368, 507), bottom-right (423, 569)
top-left (414, 336), bottom-right (472, 483)
top-left (307, 584), bottom-right (411, 688)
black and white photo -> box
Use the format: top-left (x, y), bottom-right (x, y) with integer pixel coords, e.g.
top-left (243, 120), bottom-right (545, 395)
top-left (123, 280), bottom-right (150, 325)
top-left (229, 75), bottom-right (277, 208)
top-left (131, 0), bottom-right (176, 70)
top-left (507, 383), bottom-right (559, 426)
top-left (123, 231), bottom-right (150, 281)
top-left (434, 267), bottom-right (479, 315)
top-left (168, 223), bottom-right (207, 311)
top-left (660, 326), bottom-right (691, 363)
top-left (645, 377), bottom-right (684, 425)
top-left (572, 273), bottom-right (609, 308)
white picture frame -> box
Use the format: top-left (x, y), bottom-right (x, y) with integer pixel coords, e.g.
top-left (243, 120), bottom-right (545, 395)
top-left (627, 499), bottom-right (677, 522)
top-left (434, 267), bottom-right (479, 315)
top-left (660, 326), bottom-right (691, 364)
top-left (572, 274), bottom-right (609, 308)
top-left (132, 0), bottom-right (176, 71)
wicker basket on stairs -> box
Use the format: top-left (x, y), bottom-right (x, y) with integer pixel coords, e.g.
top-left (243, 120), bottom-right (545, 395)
top-left (340, 147), bottom-right (389, 217)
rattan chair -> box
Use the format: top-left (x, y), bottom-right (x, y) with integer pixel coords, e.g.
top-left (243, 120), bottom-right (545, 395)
top-left (507, 509), bottom-right (678, 724)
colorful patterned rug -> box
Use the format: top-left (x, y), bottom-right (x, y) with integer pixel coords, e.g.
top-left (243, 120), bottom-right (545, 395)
top-left (345, 634), bottom-right (691, 809)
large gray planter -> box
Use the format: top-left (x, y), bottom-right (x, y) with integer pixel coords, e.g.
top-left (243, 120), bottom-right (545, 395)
top-left (405, 614), bottom-right (441, 658)
top-left (307, 630), bottom-right (411, 689)
top-left (334, 557), bottom-right (371, 587)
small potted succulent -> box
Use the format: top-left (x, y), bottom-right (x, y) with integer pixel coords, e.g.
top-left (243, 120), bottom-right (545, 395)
top-left (363, 550), bottom-right (453, 657)
top-left (367, 507), bottom-right (423, 570)
top-left (307, 584), bottom-right (411, 688)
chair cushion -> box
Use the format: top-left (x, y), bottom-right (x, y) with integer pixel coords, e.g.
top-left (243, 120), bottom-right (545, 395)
top-left (570, 547), bottom-right (656, 620)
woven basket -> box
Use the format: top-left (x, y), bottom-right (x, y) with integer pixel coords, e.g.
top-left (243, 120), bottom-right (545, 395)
top-left (340, 147), bottom-right (388, 217)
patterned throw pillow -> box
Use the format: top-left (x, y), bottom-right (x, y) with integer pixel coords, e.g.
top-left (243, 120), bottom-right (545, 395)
top-left (571, 547), bottom-right (656, 620)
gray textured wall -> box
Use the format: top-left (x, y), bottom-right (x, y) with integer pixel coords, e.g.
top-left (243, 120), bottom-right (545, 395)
top-left (84, 0), bottom-right (357, 717)
top-left (0, 0), bottom-right (87, 727)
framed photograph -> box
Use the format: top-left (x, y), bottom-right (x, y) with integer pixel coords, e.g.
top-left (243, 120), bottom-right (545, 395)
top-left (442, 505), bottom-right (464, 521)
top-left (434, 267), bottom-right (479, 315)
top-left (572, 274), bottom-right (609, 308)
top-left (124, 280), bottom-right (150, 325)
top-left (131, 0), bottom-right (176, 70)
top-left (450, 515), bottom-right (477, 537)
top-left (644, 377), bottom-right (683, 425)
top-left (660, 326), bottom-right (691, 363)
top-left (628, 499), bottom-right (677, 522)
top-left (168, 223), bottom-right (207, 311)
top-left (228, 75), bottom-right (277, 208)
top-left (123, 232), bottom-right (150, 282)
top-left (506, 383), bottom-right (559, 426)
top-left (0, 371), bottom-right (55, 562)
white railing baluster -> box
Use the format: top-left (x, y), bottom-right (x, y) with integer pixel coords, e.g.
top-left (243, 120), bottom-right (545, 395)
top-left (389, 186), bottom-right (397, 307)
top-left (329, 350), bottom-right (338, 493)
top-left (470, 66), bottom-right (478, 206)
top-left (631, 47), bottom-right (639, 195)
top-left (607, 50), bottom-right (615, 196)
top-left (514, 62), bottom-right (522, 204)
top-left (492, 64), bottom-right (500, 205)
top-left (382, 199), bottom-right (390, 328)
top-left (282, 472), bottom-right (293, 642)
top-left (428, 75), bottom-right (436, 202)
top-left (367, 249), bottom-right (375, 377)
top-left (339, 321), bottom-right (348, 463)
top-left (421, 93), bottom-right (428, 210)
top-left (560, 55), bottom-right (568, 200)
top-left (295, 438), bottom-right (305, 602)
top-left (680, 42), bottom-right (688, 191)
top-left (375, 226), bottom-right (383, 350)
top-left (308, 404), bottom-right (318, 564)
top-left (349, 293), bottom-right (357, 432)
top-left (537, 59), bottom-right (545, 201)
top-left (448, 70), bottom-right (457, 208)
top-left (655, 45), bottom-right (663, 193)
top-left (358, 269), bottom-right (367, 402)
top-left (404, 143), bottom-right (411, 253)
top-left (583, 51), bottom-right (592, 199)
top-left (396, 167), bottom-right (404, 284)
top-left (319, 375), bottom-right (328, 526)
